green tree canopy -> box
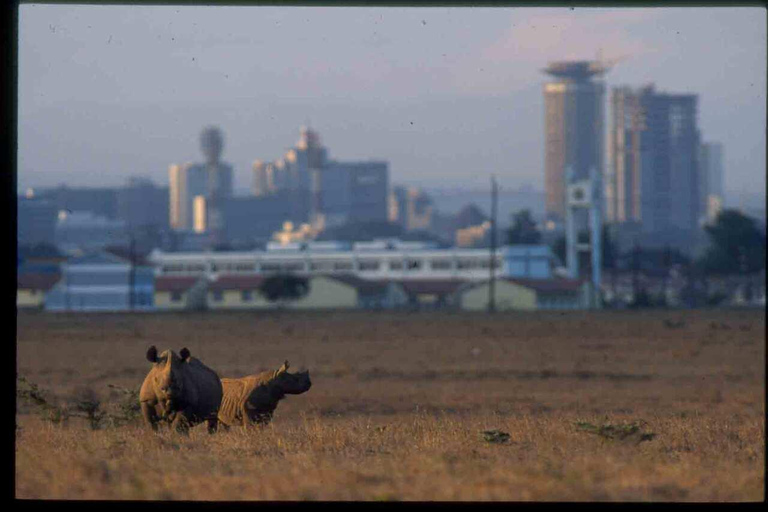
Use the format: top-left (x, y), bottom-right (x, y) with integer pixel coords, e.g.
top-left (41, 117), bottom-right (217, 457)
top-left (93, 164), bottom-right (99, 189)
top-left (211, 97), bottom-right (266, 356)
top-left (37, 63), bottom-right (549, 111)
top-left (259, 274), bottom-right (310, 304)
top-left (700, 209), bottom-right (766, 275)
top-left (506, 210), bottom-right (541, 245)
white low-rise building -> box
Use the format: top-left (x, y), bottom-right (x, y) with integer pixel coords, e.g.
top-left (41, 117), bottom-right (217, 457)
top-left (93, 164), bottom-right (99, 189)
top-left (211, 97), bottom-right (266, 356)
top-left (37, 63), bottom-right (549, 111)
top-left (147, 240), bottom-right (558, 282)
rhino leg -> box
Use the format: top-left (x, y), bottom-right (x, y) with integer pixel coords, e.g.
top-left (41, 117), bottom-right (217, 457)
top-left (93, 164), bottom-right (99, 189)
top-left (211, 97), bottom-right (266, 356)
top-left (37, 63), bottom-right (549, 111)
top-left (256, 412), bottom-right (273, 425)
top-left (247, 409), bottom-right (273, 426)
top-left (141, 401), bottom-right (159, 431)
top-left (206, 416), bottom-right (219, 434)
top-left (171, 411), bottom-right (191, 435)
top-left (241, 403), bottom-right (252, 428)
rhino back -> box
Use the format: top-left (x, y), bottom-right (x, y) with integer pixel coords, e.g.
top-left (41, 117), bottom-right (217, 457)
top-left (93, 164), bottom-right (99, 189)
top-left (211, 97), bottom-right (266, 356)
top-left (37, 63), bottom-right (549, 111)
top-left (182, 358), bottom-right (223, 419)
top-left (218, 378), bottom-right (250, 425)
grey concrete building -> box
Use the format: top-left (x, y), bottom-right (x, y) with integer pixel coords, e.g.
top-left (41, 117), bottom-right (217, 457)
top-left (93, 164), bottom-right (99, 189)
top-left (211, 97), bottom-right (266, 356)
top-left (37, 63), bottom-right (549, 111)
top-left (606, 84), bottom-right (702, 253)
top-left (169, 127), bottom-right (234, 239)
top-left (313, 160), bottom-right (389, 227)
top-left (253, 127), bottom-right (389, 231)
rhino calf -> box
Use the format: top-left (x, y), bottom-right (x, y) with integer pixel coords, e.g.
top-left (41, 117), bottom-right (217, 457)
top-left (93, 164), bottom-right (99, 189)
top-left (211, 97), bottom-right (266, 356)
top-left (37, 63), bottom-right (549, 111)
top-left (218, 360), bottom-right (311, 428)
top-left (139, 346), bottom-right (223, 434)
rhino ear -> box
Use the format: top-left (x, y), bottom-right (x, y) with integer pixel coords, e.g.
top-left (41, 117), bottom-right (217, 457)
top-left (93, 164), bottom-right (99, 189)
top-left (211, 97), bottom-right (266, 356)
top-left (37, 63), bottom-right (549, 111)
top-left (146, 346), bottom-right (158, 363)
top-left (180, 347), bottom-right (191, 362)
top-left (277, 360), bottom-right (289, 374)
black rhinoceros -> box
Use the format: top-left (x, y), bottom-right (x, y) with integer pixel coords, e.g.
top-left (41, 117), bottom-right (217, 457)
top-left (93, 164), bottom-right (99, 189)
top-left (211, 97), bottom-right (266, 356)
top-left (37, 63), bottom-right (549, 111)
top-left (218, 360), bottom-right (311, 427)
top-left (139, 346), bottom-right (223, 433)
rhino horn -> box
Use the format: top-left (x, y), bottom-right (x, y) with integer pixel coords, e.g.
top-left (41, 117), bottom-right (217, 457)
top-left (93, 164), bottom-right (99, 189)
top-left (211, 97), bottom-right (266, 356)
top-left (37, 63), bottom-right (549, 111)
top-left (180, 347), bottom-right (191, 362)
top-left (146, 346), bottom-right (158, 363)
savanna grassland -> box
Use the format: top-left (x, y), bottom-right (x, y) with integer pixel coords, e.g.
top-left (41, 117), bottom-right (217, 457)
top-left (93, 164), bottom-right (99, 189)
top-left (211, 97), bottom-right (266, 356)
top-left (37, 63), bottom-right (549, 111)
top-left (15, 308), bottom-right (765, 501)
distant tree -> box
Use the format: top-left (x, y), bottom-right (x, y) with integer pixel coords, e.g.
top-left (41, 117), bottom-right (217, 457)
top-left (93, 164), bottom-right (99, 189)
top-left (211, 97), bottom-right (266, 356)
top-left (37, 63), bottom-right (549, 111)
top-left (259, 274), bottom-right (310, 306)
top-left (617, 246), bottom-right (690, 276)
top-left (699, 209), bottom-right (766, 275)
top-left (454, 204), bottom-right (488, 229)
top-left (506, 210), bottom-right (541, 245)
top-left (629, 288), bottom-right (654, 309)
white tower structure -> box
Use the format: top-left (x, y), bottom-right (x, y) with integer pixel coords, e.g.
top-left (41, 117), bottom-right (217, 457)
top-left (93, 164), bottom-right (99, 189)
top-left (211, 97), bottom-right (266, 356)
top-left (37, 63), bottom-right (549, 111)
top-left (565, 166), bottom-right (602, 308)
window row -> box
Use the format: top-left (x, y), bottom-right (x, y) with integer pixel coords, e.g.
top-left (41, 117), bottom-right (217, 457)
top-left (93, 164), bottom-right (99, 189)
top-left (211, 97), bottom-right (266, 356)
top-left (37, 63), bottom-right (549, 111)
top-left (162, 258), bottom-right (501, 274)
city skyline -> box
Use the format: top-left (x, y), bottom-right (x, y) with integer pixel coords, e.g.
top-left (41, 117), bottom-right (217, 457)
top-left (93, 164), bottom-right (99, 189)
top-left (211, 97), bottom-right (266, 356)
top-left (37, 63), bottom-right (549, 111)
top-left (18, 5), bottom-right (766, 200)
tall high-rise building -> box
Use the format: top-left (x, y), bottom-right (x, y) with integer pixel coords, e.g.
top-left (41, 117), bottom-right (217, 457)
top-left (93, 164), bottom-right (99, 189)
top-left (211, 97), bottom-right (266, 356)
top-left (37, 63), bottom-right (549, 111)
top-left (699, 142), bottom-right (724, 224)
top-left (543, 60), bottom-right (609, 222)
top-left (388, 185), bottom-right (433, 232)
top-left (313, 161), bottom-right (389, 227)
top-left (606, 84), bottom-right (702, 251)
top-left (169, 127), bottom-right (233, 236)
top-left (253, 127), bottom-right (389, 229)
top-left (253, 126), bottom-right (327, 198)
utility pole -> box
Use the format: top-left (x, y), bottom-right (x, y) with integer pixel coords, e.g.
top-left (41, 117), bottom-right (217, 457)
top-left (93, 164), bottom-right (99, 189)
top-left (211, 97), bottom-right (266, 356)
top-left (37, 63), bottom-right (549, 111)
top-left (64, 262), bottom-right (70, 312)
top-left (662, 245), bottom-right (671, 306)
top-left (488, 175), bottom-right (498, 313)
top-left (631, 242), bottom-right (640, 304)
top-left (128, 234), bottom-right (135, 311)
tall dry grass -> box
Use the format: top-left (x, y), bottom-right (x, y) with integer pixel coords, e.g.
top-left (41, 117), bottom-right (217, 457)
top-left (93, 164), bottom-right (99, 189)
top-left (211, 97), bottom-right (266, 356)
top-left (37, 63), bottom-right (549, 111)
top-left (16, 309), bottom-right (765, 501)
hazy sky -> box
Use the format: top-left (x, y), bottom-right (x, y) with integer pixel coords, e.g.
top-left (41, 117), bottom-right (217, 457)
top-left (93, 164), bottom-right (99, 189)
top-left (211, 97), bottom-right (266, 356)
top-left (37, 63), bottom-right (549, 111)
top-left (17, 4), bottom-right (766, 198)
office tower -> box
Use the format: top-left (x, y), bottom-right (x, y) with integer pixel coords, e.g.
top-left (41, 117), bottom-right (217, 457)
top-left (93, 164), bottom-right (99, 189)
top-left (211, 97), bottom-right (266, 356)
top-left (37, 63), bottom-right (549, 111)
top-left (543, 60), bottom-right (610, 222)
top-left (252, 160), bottom-right (270, 197)
top-left (606, 84), bottom-right (701, 251)
top-left (253, 127), bottom-right (327, 197)
top-left (699, 142), bottom-right (724, 224)
top-left (313, 161), bottom-right (389, 227)
top-left (169, 126), bottom-right (233, 234)
top-left (388, 185), bottom-right (408, 227)
top-left (252, 127), bottom-right (326, 224)
top-left (169, 163), bottom-right (207, 231)
top-left (388, 185), bottom-right (433, 232)
top-left (254, 127), bottom-right (389, 229)
top-left (17, 195), bottom-right (57, 246)
top-left (116, 177), bottom-right (169, 230)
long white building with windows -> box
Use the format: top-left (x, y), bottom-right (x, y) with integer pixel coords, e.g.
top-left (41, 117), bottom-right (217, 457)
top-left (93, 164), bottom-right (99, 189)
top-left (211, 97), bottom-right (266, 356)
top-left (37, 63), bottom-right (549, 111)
top-left (148, 240), bottom-right (559, 282)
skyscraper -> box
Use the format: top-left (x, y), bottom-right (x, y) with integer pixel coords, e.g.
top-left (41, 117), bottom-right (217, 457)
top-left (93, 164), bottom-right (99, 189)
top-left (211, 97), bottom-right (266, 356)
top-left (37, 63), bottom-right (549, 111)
top-left (542, 60), bottom-right (609, 222)
top-left (699, 142), bottom-right (724, 224)
top-left (606, 84), bottom-right (702, 252)
top-left (253, 127), bottom-right (389, 229)
top-left (169, 127), bottom-right (233, 237)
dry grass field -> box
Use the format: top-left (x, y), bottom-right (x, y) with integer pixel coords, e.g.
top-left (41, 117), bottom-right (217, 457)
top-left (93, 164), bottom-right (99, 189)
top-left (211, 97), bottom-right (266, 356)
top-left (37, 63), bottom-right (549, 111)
top-left (15, 308), bottom-right (765, 501)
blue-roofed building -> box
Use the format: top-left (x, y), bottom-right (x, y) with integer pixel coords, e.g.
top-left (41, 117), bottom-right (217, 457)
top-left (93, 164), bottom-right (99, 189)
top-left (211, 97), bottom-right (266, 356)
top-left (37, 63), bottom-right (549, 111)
top-left (500, 245), bottom-right (558, 280)
top-left (45, 250), bottom-right (154, 312)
